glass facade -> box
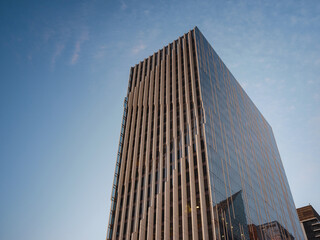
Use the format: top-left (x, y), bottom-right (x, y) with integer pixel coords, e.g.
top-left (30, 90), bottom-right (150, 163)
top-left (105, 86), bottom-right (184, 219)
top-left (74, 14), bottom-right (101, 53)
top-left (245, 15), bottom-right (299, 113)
top-left (194, 27), bottom-right (303, 239)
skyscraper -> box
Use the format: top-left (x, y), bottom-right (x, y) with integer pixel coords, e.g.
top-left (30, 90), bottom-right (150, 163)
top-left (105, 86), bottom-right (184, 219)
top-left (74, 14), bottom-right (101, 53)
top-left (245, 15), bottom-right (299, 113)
top-left (106, 27), bottom-right (304, 240)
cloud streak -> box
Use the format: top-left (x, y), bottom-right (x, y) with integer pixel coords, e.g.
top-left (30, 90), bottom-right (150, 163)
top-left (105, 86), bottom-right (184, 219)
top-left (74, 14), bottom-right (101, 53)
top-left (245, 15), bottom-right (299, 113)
top-left (71, 30), bottom-right (89, 65)
top-left (51, 43), bottom-right (65, 70)
top-left (120, 1), bottom-right (127, 10)
top-left (132, 43), bottom-right (146, 54)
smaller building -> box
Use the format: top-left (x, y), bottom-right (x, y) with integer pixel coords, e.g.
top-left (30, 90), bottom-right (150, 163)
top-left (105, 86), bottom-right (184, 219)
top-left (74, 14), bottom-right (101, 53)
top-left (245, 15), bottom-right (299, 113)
top-left (297, 205), bottom-right (320, 239)
top-left (248, 221), bottom-right (294, 240)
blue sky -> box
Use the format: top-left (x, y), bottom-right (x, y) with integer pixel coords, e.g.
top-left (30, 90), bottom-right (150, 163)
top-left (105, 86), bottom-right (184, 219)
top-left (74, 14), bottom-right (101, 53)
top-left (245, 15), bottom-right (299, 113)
top-left (0, 0), bottom-right (319, 239)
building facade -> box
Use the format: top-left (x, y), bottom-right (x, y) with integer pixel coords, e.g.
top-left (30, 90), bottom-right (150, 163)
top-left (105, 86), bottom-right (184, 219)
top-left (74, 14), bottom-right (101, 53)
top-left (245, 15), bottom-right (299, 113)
top-left (106, 27), bottom-right (304, 240)
top-left (297, 205), bottom-right (320, 239)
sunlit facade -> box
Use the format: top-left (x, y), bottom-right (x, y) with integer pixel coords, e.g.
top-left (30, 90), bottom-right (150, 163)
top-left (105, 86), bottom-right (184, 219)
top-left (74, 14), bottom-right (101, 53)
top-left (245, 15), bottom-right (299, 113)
top-left (106, 27), bottom-right (303, 240)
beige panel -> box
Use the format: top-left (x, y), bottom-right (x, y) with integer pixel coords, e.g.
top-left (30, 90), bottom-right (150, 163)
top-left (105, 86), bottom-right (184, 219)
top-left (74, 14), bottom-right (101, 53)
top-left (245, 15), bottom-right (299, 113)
top-left (146, 60), bottom-right (156, 240)
top-left (131, 59), bottom-right (150, 239)
top-left (177, 38), bottom-right (189, 240)
top-left (137, 56), bottom-right (152, 240)
top-left (155, 54), bottom-right (165, 240)
top-left (125, 64), bottom-right (144, 239)
top-left (111, 66), bottom-right (137, 240)
top-left (149, 51), bottom-right (161, 240)
top-left (153, 59), bottom-right (160, 240)
top-left (163, 49), bottom-right (171, 240)
top-left (118, 62), bottom-right (142, 240)
top-left (183, 34), bottom-right (199, 240)
top-left (188, 30), bottom-right (209, 240)
top-left (143, 53), bottom-right (156, 240)
top-left (156, 52), bottom-right (166, 240)
top-left (172, 41), bottom-right (179, 240)
top-left (126, 60), bottom-right (146, 239)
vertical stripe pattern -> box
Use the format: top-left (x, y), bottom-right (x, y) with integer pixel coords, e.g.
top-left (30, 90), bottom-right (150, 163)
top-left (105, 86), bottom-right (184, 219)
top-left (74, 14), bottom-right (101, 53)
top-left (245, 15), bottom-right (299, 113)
top-left (107, 28), bottom-right (213, 240)
top-left (107, 27), bottom-right (303, 240)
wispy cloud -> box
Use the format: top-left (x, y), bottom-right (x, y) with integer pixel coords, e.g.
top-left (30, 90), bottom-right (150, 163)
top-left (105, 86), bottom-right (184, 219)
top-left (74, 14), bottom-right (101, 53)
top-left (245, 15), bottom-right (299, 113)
top-left (132, 43), bottom-right (146, 54)
top-left (51, 43), bottom-right (65, 70)
top-left (71, 42), bottom-right (81, 65)
top-left (120, 1), bottom-right (127, 10)
top-left (289, 105), bottom-right (296, 112)
top-left (71, 30), bottom-right (89, 65)
top-left (93, 45), bottom-right (108, 59)
top-left (144, 9), bottom-right (150, 15)
top-left (43, 28), bottom-right (55, 43)
top-left (308, 115), bottom-right (320, 140)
